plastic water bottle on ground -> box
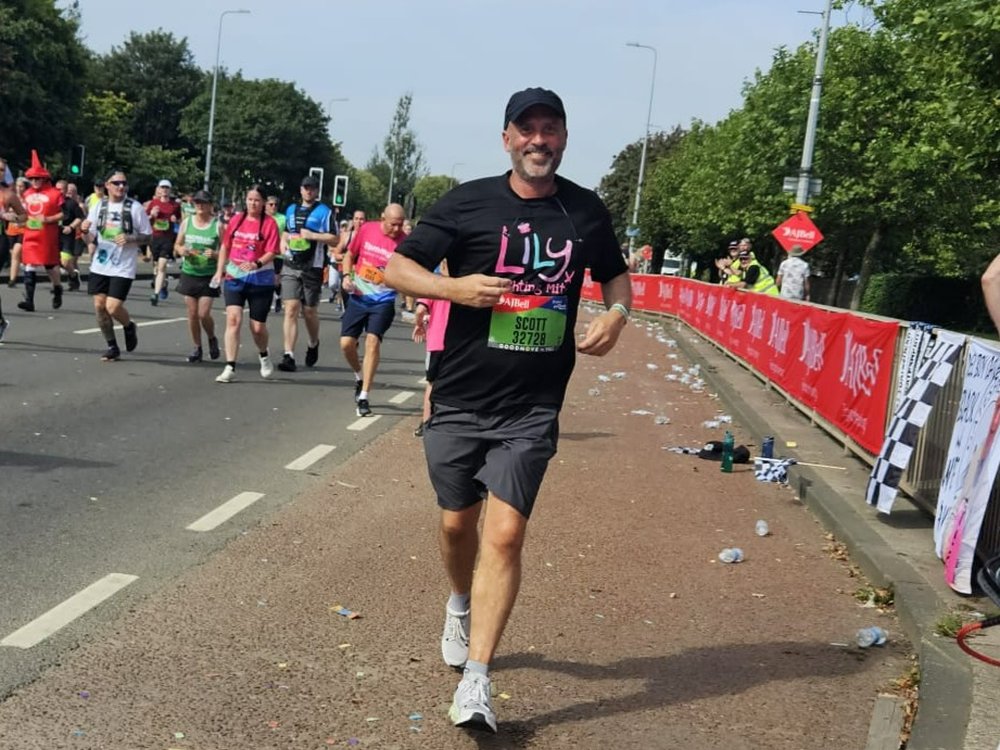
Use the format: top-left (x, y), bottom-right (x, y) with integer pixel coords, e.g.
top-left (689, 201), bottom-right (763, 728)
top-left (718, 547), bottom-right (744, 564)
top-left (856, 626), bottom-right (888, 648)
top-left (755, 520), bottom-right (770, 537)
top-left (720, 431), bottom-right (735, 473)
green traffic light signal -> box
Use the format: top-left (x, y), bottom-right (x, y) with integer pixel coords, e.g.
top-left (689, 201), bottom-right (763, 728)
top-left (69, 144), bottom-right (85, 178)
top-left (70, 165), bottom-right (80, 175)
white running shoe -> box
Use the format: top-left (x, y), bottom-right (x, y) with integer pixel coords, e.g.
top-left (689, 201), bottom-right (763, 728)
top-left (449, 671), bottom-right (497, 734)
top-left (215, 364), bottom-right (236, 383)
top-left (259, 354), bottom-right (274, 379)
top-left (441, 607), bottom-right (470, 668)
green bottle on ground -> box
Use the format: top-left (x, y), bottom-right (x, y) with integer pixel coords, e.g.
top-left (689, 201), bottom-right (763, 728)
top-left (721, 431), bottom-right (734, 473)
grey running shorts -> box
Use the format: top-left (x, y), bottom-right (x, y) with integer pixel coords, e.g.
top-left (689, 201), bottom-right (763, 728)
top-left (280, 266), bottom-right (323, 306)
top-left (423, 404), bottom-right (559, 519)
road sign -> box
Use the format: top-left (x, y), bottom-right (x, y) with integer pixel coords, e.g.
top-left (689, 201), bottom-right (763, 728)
top-left (790, 203), bottom-right (814, 213)
top-left (772, 211), bottom-right (824, 253)
top-left (625, 226), bottom-right (640, 238)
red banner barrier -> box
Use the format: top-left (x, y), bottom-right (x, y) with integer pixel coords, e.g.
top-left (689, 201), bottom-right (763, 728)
top-left (581, 272), bottom-right (897, 454)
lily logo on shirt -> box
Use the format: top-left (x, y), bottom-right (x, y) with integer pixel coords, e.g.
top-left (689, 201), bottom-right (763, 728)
top-left (495, 221), bottom-right (573, 282)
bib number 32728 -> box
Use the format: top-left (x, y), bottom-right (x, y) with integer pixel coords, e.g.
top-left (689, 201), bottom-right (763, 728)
top-left (488, 294), bottom-right (567, 353)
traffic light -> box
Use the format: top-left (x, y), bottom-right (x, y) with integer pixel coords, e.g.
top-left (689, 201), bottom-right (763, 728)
top-left (309, 166), bottom-right (324, 197)
top-left (69, 144), bottom-right (85, 177)
top-left (332, 175), bottom-right (349, 207)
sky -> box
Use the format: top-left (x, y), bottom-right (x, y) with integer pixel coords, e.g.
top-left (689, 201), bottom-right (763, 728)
top-left (70, 0), bottom-right (870, 191)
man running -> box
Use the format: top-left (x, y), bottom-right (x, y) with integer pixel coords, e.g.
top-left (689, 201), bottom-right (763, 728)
top-left (80, 170), bottom-right (152, 360)
top-left (341, 203), bottom-right (406, 417)
top-left (146, 179), bottom-right (180, 305)
top-left (265, 195), bottom-right (286, 314)
top-left (19, 151), bottom-right (65, 312)
top-left (0, 174), bottom-right (26, 340)
top-left (278, 175), bottom-right (337, 372)
top-left (331, 209), bottom-right (365, 310)
top-left (384, 87), bottom-right (631, 734)
top-left (57, 181), bottom-right (85, 291)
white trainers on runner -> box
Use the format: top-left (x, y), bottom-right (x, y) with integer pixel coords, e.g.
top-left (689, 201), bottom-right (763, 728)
top-left (449, 671), bottom-right (497, 734)
top-left (216, 364), bottom-right (236, 383)
top-left (259, 354), bottom-right (274, 379)
top-left (441, 607), bottom-right (470, 668)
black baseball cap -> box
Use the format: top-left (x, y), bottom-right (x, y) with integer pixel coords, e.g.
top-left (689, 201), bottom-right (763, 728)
top-left (192, 189), bottom-right (213, 204)
top-left (301, 175), bottom-right (320, 188)
top-left (504, 87), bottom-right (566, 128)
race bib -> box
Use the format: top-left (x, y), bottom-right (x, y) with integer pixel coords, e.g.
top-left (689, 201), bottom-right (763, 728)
top-left (26, 217), bottom-right (43, 230)
top-left (288, 235), bottom-right (310, 252)
top-left (488, 294), bottom-right (567, 352)
top-left (154, 219), bottom-right (170, 232)
top-left (356, 263), bottom-right (384, 286)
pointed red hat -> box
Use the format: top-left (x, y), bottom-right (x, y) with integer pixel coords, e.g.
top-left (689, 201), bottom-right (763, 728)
top-left (24, 150), bottom-right (51, 180)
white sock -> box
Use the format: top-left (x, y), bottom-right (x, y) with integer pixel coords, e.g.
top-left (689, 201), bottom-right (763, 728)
top-left (359, 390), bottom-right (369, 401)
top-left (448, 592), bottom-right (470, 613)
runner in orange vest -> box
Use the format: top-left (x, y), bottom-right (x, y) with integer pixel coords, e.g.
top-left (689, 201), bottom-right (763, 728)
top-left (18, 150), bottom-right (65, 312)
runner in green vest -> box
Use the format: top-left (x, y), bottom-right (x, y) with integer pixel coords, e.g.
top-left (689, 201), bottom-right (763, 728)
top-left (174, 189), bottom-right (222, 362)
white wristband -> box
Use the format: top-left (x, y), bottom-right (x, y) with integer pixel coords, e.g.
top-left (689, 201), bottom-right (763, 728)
top-left (610, 302), bottom-right (630, 323)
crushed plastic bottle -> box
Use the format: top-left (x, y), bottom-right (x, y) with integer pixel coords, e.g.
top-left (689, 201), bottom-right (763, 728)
top-left (855, 626), bottom-right (888, 648)
top-left (755, 520), bottom-right (770, 537)
top-left (654, 415), bottom-right (670, 425)
top-left (718, 547), bottom-right (744, 564)
top-left (587, 388), bottom-right (601, 397)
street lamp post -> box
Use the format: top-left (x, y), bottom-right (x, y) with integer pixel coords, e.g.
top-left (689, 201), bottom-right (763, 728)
top-left (203, 9), bottom-right (250, 191)
top-left (795, 0), bottom-right (833, 206)
top-left (625, 42), bottom-right (657, 257)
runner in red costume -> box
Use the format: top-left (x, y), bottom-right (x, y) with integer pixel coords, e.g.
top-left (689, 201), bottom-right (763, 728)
top-left (18, 150), bottom-right (65, 312)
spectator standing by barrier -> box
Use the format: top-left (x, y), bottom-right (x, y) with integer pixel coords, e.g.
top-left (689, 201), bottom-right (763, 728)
top-left (776, 245), bottom-right (811, 301)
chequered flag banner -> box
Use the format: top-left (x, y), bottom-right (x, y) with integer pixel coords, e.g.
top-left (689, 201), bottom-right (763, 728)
top-left (894, 323), bottom-right (934, 407)
top-left (755, 458), bottom-right (796, 484)
top-left (866, 332), bottom-right (964, 513)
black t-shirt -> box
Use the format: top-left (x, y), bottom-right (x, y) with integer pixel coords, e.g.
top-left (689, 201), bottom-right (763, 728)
top-left (396, 173), bottom-right (627, 412)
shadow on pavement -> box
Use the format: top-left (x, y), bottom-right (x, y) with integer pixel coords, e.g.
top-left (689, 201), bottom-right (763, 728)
top-left (483, 642), bottom-right (871, 748)
top-left (0, 449), bottom-right (114, 472)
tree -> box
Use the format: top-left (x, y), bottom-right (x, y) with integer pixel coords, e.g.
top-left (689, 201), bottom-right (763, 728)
top-left (366, 93), bottom-right (427, 203)
top-left (347, 169), bottom-right (386, 217)
top-left (411, 175), bottom-right (456, 219)
top-left (90, 29), bottom-right (204, 153)
top-left (180, 73), bottom-right (349, 202)
top-left (597, 128), bottom-right (685, 243)
top-left (0, 0), bottom-right (88, 174)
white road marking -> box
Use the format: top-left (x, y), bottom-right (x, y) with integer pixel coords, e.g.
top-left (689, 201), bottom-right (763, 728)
top-left (416, 377), bottom-right (428, 385)
top-left (73, 317), bottom-right (187, 335)
top-left (347, 415), bottom-right (382, 431)
top-left (389, 391), bottom-right (416, 404)
top-left (186, 492), bottom-right (265, 532)
top-left (1, 573), bottom-right (139, 649)
top-left (285, 444), bottom-right (336, 471)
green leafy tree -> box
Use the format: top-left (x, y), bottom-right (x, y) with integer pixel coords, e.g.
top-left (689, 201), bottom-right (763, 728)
top-left (0, 0), bottom-right (88, 173)
top-left (411, 175), bottom-right (456, 219)
top-left (367, 93), bottom-right (427, 203)
top-left (180, 73), bottom-right (349, 203)
top-left (597, 128), bottom-right (686, 244)
top-left (347, 168), bottom-right (386, 217)
top-left (91, 29), bottom-right (204, 152)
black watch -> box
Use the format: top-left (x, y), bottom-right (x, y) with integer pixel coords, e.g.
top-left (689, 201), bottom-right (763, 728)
top-left (255, 260), bottom-right (263, 269)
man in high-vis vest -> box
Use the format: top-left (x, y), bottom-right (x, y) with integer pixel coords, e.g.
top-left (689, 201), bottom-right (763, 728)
top-left (732, 245), bottom-right (779, 296)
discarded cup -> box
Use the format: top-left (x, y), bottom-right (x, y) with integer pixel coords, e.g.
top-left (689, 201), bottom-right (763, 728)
top-left (718, 547), bottom-right (744, 564)
top-left (755, 520), bottom-right (770, 537)
top-left (855, 626), bottom-right (888, 648)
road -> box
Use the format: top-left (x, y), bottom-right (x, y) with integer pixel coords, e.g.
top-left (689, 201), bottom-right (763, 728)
top-left (0, 281), bottom-right (426, 698)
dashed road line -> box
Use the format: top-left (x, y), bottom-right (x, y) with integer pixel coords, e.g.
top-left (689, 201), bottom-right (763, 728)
top-left (389, 391), bottom-right (416, 404)
top-left (186, 492), bottom-right (265, 532)
top-left (416, 377), bottom-right (428, 386)
top-left (285, 444), bottom-right (336, 471)
top-left (347, 415), bottom-right (383, 431)
top-left (73, 317), bottom-right (187, 335)
top-left (1, 573), bottom-right (139, 649)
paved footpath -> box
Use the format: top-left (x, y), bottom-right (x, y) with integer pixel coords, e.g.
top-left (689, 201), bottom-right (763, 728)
top-left (0, 309), bottom-right (916, 749)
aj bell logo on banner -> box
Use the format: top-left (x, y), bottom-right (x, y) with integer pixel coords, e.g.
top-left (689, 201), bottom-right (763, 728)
top-left (772, 212), bottom-right (823, 252)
